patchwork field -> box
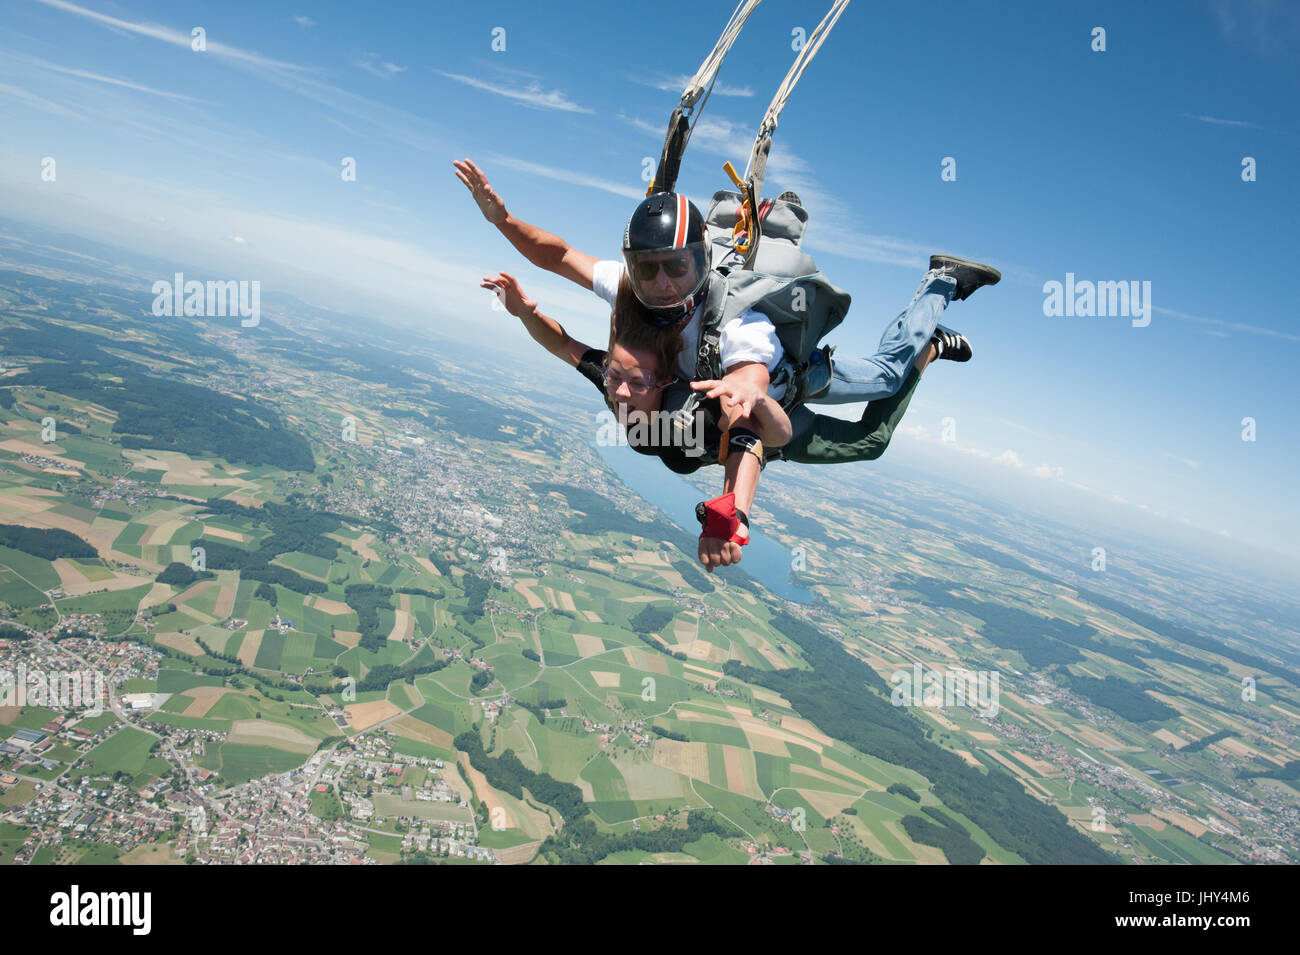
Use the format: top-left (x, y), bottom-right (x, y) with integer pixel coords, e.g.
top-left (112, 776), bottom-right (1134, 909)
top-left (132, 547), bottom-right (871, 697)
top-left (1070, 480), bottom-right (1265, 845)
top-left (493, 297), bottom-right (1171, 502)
top-left (1, 266), bottom-right (1293, 869)
top-left (346, 700), bottom-right (402, 731)
top-left (226, 719), bottom-right (319, 754)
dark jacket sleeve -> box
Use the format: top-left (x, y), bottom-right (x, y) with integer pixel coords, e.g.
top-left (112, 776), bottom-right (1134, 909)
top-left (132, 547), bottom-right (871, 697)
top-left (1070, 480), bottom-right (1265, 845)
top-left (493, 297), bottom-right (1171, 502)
top-left (576, 348), bottom-right (608, 399)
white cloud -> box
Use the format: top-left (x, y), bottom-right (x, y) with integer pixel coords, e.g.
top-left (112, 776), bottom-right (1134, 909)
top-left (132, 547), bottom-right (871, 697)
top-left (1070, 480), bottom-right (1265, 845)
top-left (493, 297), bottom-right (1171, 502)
top-left (937, 442), bottom-right (1068, 482)
top-left (1163, 453), bottom-right (1202, 471)
top-left (437, 72), bottom-right (592, 114)
top-left (17, 56), bottom-right (205, 102)
top-left (294, 15), bottom-right (316, 27)
top-left (633, 74), bottom-right (755, 97)
top-left (320, 115), bottom-right (358, 135)
top-left (619, 113), bottom-right (663, 137)
top-left (36, 0), bottom-right (310, 71)
top-left (360, 197), bottom-right (410, 217)
top-left (0, 157), bottom-right (487, 319)
top-left (266, 150), bottom-right (340, 178)
top-left (996, 418), bottom-right (1055, 442)
top-left (1153, 305), bottom-right (1300, 345)
top-left (689, 117), bottom-right (763, 161)
top-left (0, 63), bottom-right (320, 173)
top-left (478, 62), bottom-right (543, 82)
top-left (945, 444), bottom-right (1012, 464)
top-left (356, 55), bottom-right (407, 80)
top-left (1183, 113), bottom-right (1260, 129)
top-left (1213, 0), bottom-right (1300, 58)
top-left (487, 154), bottom-right (644, 200)
top-left (33, 0), bottom-right (450, 156)
top-left (0, 81), bottom-right (84, 120)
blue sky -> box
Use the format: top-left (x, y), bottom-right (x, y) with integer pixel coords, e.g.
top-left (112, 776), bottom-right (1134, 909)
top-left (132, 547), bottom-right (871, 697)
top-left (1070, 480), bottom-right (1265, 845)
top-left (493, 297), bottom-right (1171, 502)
top-left (0, 0), bottom-right (1297, 575)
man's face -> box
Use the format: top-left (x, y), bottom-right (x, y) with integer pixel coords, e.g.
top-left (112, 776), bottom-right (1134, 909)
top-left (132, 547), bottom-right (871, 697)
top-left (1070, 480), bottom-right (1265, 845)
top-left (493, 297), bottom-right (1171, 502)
top-left (631, 250), bottom-right (700, 307)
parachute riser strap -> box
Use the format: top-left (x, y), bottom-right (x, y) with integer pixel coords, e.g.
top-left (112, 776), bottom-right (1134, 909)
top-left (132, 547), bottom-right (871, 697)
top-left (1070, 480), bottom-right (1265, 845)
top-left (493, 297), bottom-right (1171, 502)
top-left (744, 135), bottom-right (773, 237)
top-left (649, 108), bottom-right (692, 196)
top-left (652, 0), bottom-right (763, 196)
top-left (733, 0), bottom-right (849, 243)
top-left (740, 173), bottom-right (763, 269)
top-left (679, 0), bottom-right (763, 105)
top-left (749, 0), bottom-right (851, 158)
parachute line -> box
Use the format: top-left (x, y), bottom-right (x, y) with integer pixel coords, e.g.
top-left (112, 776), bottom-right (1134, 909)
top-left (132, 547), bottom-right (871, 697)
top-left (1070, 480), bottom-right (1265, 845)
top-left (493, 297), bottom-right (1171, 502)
top-left (743, 0), bottom-right (852, 192)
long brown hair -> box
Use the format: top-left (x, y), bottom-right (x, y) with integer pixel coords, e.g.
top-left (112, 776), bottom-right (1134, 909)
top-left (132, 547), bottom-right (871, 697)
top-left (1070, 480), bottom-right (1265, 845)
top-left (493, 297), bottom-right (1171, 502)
top-left (606, 272), bottom-right (683, 384)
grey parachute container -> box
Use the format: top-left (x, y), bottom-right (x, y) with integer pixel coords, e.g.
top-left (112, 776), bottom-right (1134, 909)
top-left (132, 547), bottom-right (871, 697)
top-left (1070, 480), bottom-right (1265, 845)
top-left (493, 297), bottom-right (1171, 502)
top-left (694, 190), bottom-right (851, 409)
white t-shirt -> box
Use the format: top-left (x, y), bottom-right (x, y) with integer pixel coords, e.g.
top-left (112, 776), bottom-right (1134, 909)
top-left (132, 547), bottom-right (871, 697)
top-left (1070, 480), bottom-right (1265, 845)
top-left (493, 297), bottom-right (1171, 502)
top-left (591, 260), bottom-right (786, 398)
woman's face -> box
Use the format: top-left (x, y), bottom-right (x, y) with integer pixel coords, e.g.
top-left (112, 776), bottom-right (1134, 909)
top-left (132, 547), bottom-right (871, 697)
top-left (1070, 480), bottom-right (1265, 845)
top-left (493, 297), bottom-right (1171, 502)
top-left (605, 343), bottom-right (666, 420)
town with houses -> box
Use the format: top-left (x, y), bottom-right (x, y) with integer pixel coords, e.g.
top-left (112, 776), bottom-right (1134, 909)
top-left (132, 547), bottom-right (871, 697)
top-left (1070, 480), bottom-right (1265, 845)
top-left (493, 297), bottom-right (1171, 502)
top-left (4, 601), bottom-right (1297, 864)
top-left (0, 623), bottom-right (506, 864)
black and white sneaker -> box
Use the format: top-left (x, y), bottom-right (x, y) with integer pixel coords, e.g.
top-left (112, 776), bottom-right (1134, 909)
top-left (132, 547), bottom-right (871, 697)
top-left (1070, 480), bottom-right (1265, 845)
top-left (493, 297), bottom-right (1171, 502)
top-left (931, 324), bottom-right (973, 362)
top-left (929, 254), bottom-right (1001, 301)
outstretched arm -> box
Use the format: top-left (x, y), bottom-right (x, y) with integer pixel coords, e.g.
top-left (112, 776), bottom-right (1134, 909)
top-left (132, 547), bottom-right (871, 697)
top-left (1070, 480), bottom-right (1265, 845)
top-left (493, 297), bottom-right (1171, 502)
top-left (693, 361), bottom-right (781, 571)
top-left (455, 158), bottom-right (600, 290)
top-left (481, 272), bottom-right (590, 367)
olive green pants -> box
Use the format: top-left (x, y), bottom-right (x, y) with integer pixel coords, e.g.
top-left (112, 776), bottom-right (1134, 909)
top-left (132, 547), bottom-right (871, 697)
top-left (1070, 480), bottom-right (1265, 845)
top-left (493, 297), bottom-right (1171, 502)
top-left (780, 366), bottom-right (922, 464)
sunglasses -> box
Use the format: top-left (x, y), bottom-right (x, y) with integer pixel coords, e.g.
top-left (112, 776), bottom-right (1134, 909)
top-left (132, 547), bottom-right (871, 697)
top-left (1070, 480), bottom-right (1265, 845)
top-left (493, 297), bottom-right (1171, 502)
top-left (603, 368), bottom-right (669, 395)
top-left (633, 258), bottom-right (691, 281)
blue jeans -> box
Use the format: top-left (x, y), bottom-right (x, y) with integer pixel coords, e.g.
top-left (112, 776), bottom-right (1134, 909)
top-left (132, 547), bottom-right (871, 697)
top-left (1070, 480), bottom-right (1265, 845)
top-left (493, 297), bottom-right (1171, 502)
top-left (809, 271), bottom-right (956, 404)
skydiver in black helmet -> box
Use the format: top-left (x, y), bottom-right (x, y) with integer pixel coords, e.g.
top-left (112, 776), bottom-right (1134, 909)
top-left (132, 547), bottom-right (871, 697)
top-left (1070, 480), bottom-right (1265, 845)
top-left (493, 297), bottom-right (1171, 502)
top-left (454, 158), bottom-right (1000, 571)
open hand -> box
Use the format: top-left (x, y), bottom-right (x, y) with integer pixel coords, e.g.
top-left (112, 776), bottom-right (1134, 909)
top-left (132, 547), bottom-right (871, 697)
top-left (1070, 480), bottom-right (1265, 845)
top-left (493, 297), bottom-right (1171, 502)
top-left (453, 158), bottom-right (507, 225)
top-left (480, 272), bottom-right (535, 319)
top-left (691, 377), bottom-right (763, 423)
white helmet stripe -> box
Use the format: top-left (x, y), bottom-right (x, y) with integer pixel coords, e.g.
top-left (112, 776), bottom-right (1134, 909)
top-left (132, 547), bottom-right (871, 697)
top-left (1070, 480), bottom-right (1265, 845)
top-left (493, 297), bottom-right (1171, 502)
top-left (673, 194), bottom-right (688, 249)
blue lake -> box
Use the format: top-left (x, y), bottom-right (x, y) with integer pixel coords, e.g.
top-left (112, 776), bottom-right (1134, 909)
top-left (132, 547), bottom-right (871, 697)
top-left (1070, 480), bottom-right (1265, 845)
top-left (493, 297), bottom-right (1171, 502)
top-left (592, 440), bottom-right (812, 604)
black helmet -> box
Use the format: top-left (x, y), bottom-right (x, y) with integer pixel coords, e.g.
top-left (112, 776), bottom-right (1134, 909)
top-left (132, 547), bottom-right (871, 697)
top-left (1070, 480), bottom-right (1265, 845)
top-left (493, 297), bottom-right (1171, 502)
top-left (622, 192), bottom-right (710, 324)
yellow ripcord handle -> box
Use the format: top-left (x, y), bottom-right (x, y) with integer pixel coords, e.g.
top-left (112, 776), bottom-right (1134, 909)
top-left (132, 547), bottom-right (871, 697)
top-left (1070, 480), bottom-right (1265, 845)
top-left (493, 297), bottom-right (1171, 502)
top-left (722, 161), bottom-right (753, 255)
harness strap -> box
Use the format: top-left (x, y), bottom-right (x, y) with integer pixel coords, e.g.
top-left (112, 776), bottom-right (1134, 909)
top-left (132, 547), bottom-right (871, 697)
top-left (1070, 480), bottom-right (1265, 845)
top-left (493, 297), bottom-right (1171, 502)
top-left (694, 272), bottom-right (730, 381)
